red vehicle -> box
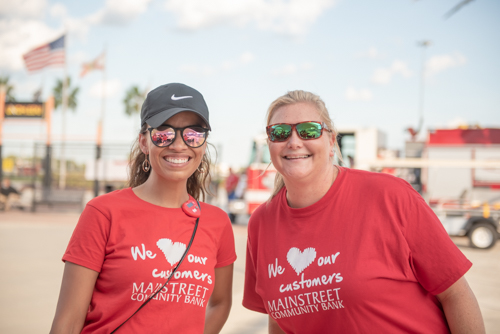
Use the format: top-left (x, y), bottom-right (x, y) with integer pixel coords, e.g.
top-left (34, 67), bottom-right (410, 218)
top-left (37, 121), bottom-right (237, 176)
top-left (228, 134), bottom-right (276, 217)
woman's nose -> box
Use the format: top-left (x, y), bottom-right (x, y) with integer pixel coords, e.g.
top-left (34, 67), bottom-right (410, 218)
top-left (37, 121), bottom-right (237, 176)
top-left (169, 130), bottom-right (188, 149)
top-left (286, 129), bottom-right (303, 149)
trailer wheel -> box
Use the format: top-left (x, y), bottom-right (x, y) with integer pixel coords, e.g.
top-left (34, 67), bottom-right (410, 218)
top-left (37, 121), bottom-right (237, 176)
top-left (468, 223), bottom-right (497, 249)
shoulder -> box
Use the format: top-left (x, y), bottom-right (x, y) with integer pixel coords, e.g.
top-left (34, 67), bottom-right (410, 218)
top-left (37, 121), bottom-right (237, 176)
top-left (199, 202), bottom-right (233, 228)
top-left (247, 192), bottom-right (281, 233)
top-left (198, 203), bottom-right (235, 252)
top-left (340, 168), bottom-right (423, 212)
top-left (199, 202), bottom-right (230, 218)
top-left (87, 188), bottom-right (132, 205)
top-left (85, 188), bottom-right (135, 217)
top-left (344, 168), bottom-right (414, 194)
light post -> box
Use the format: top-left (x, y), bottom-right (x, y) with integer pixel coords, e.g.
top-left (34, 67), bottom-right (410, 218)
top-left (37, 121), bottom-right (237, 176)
top-left (416, 40), bottom-right (432, 137)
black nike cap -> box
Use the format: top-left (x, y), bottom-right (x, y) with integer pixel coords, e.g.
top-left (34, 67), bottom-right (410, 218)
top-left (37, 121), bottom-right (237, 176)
top-left (141, 83), bottom-right (211, 130)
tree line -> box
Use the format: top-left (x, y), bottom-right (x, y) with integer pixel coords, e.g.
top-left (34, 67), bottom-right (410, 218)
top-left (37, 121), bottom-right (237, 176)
top-left (0, 75), bottom-right (146, 118)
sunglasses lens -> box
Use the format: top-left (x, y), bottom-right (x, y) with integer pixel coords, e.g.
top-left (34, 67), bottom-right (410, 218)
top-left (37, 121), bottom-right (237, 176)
top-left (151, 127), bottom-right (175, 146)
top-left (296, 122), bottom-right (322, 139)
top-left (183, 127), bottom-right (207, 147)
top-left (269, 124), bottom-right (292, 142)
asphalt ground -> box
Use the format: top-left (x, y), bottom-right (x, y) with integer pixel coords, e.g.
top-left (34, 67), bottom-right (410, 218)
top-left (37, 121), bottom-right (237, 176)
top-left (0, 211), bottom-right (499, 333)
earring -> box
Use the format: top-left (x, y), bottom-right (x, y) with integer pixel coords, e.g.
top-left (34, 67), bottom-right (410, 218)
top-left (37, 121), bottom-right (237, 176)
top-left (197, 161), bottom-right (206, 174)
top-left (142, 155), bottom-right (151, 172)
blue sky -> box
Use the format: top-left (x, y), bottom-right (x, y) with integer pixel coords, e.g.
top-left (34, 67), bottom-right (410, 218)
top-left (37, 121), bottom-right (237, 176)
top-left (1, 0), bottom-right (499, 167)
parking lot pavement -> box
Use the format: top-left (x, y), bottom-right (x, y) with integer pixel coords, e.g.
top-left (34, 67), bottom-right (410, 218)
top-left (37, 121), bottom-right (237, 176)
top-left (450, 236), bottom-right (500, 333)
top-left (221, 223), bottom-right (268, 334)
top-left (0, 211), bottom-right (498, 333)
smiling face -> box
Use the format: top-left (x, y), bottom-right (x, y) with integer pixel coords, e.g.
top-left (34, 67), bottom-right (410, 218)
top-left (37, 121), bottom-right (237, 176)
top-left (139, 111), bottom-right (207, 185)
top-left (268, 102), bottom-right (335, 184)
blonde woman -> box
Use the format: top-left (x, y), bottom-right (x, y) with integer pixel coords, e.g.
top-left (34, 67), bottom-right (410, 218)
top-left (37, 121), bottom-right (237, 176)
top-left (51, 83), bottom-right (236, 333)
top-left (243, 90), bottom-right (484, 333)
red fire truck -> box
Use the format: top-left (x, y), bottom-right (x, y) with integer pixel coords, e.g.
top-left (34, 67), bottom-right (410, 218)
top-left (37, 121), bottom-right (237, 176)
top-left (227, 134), bottom-right (276, 218)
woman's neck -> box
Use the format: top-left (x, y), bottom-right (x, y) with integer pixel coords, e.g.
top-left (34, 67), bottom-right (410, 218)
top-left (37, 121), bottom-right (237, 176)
top-left (132, 173), bottom-right (190, 208)
top-left (284, 165), bottom-right (338, 209)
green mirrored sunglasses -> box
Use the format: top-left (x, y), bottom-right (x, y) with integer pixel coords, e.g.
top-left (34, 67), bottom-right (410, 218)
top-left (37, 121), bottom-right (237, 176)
top-left (266, 121), bottom-right (332, 142)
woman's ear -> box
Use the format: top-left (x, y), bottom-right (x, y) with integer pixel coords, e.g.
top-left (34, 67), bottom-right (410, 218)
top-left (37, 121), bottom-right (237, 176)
top-left (329, 132), bottom-right (336, 158)
top-left (139, 132), bottom-right (149, 155)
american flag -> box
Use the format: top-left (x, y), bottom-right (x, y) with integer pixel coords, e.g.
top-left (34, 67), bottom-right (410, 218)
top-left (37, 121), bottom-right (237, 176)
top-left (23, 35), bottom-right (65, 72)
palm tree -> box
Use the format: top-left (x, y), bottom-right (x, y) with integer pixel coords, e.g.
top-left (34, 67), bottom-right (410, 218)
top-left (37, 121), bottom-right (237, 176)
top-left (123, 85), bottom-right (147, 117)
top-left (0, 76), bottom-right (16, 102)
top-left (53, 76), bottom-right (79, 111)
top-left (52, 76), bottom-right (79, 189)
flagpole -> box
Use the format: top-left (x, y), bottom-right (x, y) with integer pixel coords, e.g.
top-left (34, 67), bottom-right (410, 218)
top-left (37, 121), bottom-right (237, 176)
top-left (0, 86), bottom-right (5, 187)
top-left (59, 33), bottom-right (68, 189)
top-left (94, 47), bottom-right (107, 197)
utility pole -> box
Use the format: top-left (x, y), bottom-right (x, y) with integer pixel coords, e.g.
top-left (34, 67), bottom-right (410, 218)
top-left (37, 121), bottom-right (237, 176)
top-left (416, 40), bottom-right (432, 138)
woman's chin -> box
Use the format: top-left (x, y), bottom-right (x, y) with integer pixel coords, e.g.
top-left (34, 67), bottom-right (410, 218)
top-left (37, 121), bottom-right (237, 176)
top-left (281, 169), bottom-right (313, 183)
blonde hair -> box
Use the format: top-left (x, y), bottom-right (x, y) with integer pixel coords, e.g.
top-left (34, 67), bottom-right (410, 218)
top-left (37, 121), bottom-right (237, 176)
top-left (127, 123), bottom-right (212, 201)
top-left (266, 90), bottom-right (342, 200)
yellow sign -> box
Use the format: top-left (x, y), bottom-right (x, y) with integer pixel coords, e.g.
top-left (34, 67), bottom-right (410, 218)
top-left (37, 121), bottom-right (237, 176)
top-left (2, 158), bottom-right (15, 173)
top-left (4, 103), bottom-right (44, 118)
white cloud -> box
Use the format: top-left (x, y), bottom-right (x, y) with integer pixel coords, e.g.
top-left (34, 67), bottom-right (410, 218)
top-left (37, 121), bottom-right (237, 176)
top-left (0, 2), bottom-right (87, 71)
top-left (345, 86), bottom-right (373, 101)
top-left (49, 3), bottom-right (68, 19)
top-left (180, 52), bottom-right (255, 76)
top-left (164, 0), bottom-right (336, 37)
top-left (371, 60), bottom-right (412, 85)
top-left (0, 0), bottom-right (47, 19)
top-left (0, 1), bottom-right (60, 71)
top-left (0, 0), bottom-right (151, 71)
top-left (63, 17), bottom-right (93, 41)
top-left (240, 52), bottom-right (255, 64)
top-left (426, 53), bottom-right (466, 77)
top-left (88, 0), bottom-right (152, 25)
top-left (89, 79), bottom-right (121, 98)
top-left (371, 68), bottom-right (391, 84)
top-left (0, 19), bottom-right (61, 70)
top-left (272, 62), bottom-right (313, 76)
top-left (70, 51), bottom-right (89, 66)
top-left (355, 47), bottom-right (382, 59)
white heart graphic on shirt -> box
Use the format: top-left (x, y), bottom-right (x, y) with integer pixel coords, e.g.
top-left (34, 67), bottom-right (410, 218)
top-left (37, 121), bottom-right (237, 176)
top-left (156, 239), bottom-right (187, 266)
top-left (287, 247), bottom-right (316, 275)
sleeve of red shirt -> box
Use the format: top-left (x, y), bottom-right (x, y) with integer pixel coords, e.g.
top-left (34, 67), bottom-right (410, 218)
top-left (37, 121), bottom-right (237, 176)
top-left (62, 203), bottom-right (111, 273)
top-left (401, 182), bottom-right (472, 295)
top-left (215, 216), bottom-right (237, 268)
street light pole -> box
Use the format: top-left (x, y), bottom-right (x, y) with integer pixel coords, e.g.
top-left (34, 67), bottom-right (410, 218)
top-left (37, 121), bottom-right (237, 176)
top-left (416, 40), bottom-right (431, 137)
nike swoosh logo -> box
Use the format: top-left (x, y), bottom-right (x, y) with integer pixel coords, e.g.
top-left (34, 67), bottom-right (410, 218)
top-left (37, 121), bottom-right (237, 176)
top-left (171, 94), bottom-right (193, 101)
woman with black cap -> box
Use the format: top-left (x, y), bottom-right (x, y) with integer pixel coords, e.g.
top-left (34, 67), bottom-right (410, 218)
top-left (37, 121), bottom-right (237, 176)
top-left (50, 83), bottom-right (236, 333)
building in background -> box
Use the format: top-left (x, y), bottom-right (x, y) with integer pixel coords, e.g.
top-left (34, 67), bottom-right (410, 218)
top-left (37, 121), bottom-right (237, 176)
top-left (426, 128), bottom-right (500, 201)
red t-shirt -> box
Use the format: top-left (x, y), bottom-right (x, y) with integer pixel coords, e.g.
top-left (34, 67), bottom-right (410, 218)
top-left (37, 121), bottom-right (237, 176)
top-left (63, 188), bottom-right (236, 333)
top-left (243, 168), bottom-right (472, 333)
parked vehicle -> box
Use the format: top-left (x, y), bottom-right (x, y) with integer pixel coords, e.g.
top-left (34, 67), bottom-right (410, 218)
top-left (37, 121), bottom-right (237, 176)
top-left (431, 198), bottom-right (500, 249)
top-left (228, 134), bottom-right (276, 218)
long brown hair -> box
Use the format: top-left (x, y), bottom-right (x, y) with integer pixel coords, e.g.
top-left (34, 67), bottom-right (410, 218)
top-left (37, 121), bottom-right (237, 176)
top-left (127, 124), bottom-right (213, 201)
top-left (266, 90), bottom-right (343, 201)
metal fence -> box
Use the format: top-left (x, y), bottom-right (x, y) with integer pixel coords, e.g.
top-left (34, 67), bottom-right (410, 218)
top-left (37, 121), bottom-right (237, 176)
top-left (1, 141), bottom-right (131, 211)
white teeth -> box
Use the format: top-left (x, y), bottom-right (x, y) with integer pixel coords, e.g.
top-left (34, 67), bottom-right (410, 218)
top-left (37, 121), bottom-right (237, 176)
top-left (165, 157), bottom-right (189, 164)
top-left (285, 155), bottom-right (309, 159)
